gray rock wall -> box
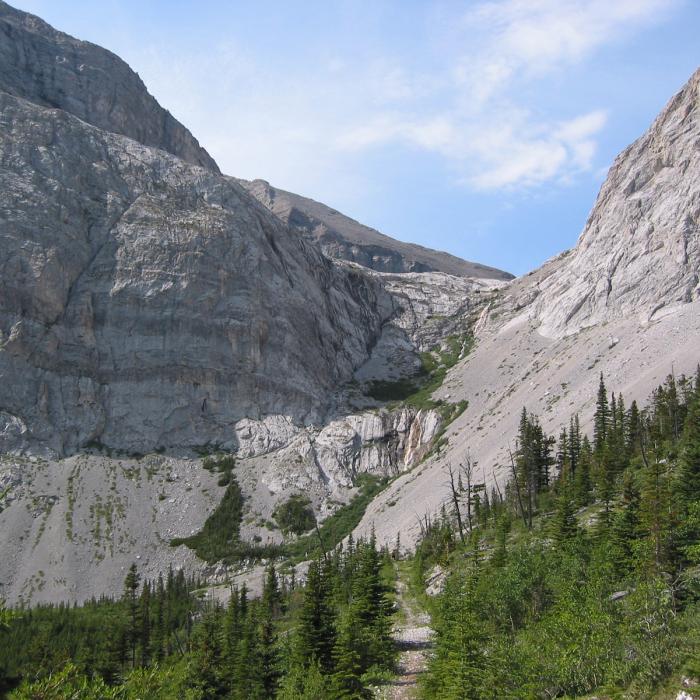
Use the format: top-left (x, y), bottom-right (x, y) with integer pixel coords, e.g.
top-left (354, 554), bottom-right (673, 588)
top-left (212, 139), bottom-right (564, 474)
top-left (532, 68), bottom-right (700, 338)
top-left (0, 91), bottom-right (396, 455)
top-left (0, 0), bottom-right (218, 171)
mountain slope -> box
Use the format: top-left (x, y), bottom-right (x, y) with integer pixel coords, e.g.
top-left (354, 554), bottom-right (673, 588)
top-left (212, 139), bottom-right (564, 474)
top-left (238, 178), bottom-right (513, 279)
top-left (0, 0), bottom-right (218, 171)
top-left (355, 66), bottom-right (700, 550)
top-left (0, 3), bottom-right (491, 601)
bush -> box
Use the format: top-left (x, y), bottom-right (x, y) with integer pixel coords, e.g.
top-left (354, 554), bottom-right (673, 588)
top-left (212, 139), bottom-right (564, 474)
top-left (274, 495), bottom-right (316, 535)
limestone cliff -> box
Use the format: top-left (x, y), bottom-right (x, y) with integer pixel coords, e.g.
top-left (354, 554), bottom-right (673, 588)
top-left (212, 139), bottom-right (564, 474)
top-left (0, 88), bottom-right (402, 455)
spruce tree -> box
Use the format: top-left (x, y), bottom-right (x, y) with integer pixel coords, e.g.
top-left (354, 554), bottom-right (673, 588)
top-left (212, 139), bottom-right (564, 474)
top-left (298, 559), bottom-right (336, 674)
top-left (677, 398), bottom-right (700, 507)
top-left (123, 563), bottom-right (141, 669)
top-left (427, 565), bottom-right (489, 700)
top-left (331, 609), bottom-right (364, 699)
top-left (594, 373), bottom-right (610, 456)
top-left (139, 581), bottom-right (151, 667)
top-left (188, 608), bottom-right (226, 699)
top-left (574, 436), bottom-right (593, 507)
top-left (552, 483), bottom-right (578, 542)
top-left (611, 471), bottom-right (642, 575)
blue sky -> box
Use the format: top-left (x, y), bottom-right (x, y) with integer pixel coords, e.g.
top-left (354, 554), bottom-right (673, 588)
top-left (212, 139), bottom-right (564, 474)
top-left (12, 0), bottom-right (700, 275)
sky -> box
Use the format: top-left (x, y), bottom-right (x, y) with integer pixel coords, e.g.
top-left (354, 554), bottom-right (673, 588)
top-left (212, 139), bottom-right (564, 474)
top-left (11, 0), bottom-right (700, 275)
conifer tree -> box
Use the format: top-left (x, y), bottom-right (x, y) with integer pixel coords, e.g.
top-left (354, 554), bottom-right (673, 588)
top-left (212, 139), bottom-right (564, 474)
top-left (123, 563), bottom-right (141, 669)
top-left (552, 483), bottom-right (578, 542)
top-left (594, 374), bottom-right (610, 456)
top-left (298, 559), bottom-right (336, 674)
top-left (574, 436), bottom-right (593, 507)
top-left (262, 563), bottom-right (281, 620)
top-left (188, 608), bottom-right (226, 699)
top-left (677, 398), bottom-right (700, 508)
top-left (331, 609), bottom-right (365, 699)
top-left (611, 471), bottom-right (642, 575)
top-left (139, 581), bottom-right (151, 667)
top-left (427, 565), bottom-right (489, 699)
top-left (626, 400), bottom-right (641, 457)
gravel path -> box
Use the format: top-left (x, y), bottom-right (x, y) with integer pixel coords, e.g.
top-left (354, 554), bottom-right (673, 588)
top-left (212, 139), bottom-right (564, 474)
top-left (377, 576), bottom-right (434, 699)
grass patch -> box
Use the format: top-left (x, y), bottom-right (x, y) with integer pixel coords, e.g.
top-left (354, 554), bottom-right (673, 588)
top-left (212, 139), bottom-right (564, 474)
top-left (171, 477), bottom-right (245, 561)
top-left (283, 474), bottom-right (388, 563)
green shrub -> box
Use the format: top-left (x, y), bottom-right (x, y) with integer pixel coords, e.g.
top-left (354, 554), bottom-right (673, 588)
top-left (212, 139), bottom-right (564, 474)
top-left (274, 495), bottom-right (316, 535)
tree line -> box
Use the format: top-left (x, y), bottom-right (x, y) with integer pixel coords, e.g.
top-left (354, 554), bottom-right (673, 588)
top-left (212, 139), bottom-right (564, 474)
top-left (419, 368), bottom-right (700, 698)
top-left (2, 534), bottom-right (395, 699)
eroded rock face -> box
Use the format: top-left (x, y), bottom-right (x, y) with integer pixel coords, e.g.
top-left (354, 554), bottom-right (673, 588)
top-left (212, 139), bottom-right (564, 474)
top-left (0, 0), bottom-right (218, 171)
top-left (532, 68), bottom-right (700, 338)
top-left (0, 90), bottom-right (397, 455)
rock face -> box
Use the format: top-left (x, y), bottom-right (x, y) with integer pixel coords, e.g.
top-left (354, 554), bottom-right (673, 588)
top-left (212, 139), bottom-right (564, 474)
top-left (238, 179), bottom-right (513, 280)
top-left (531, 68), bottom-right (700, 338)
top-left (0, 2), bottom-right (506, 458)
top-left (0, 0), bottom-right (218, 171)
top-left (0, 86), bottom-right (404, 455)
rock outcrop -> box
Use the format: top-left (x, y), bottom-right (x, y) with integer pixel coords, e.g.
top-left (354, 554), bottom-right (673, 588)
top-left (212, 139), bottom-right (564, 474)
top-left (238, 178), bottom-right (513, 280)
top-left (530, 68), bottom-right (700, 338)
top-left (0, 0), bottom-right (218, 171)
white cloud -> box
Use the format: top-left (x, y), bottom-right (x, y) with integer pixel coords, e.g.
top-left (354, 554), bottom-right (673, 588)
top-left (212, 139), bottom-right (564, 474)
top-left (455, 0), bottom-right (677, 103)
top-left (129, 0), bottom-right (678, 197)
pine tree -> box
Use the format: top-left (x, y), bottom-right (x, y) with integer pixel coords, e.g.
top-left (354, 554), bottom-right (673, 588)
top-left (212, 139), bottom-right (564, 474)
top-left (262, 563), bottom-right (281, 620)
top-left (223, 586), bottom-right (241, 665)
top-left (574, 436), bottom-right (593, 507)
top-left (259, 608), bottom-right (280, 698)
top-left (552, 483), bottom-right (578, 542)
top-left (626, 400), bottom-right (641, 457)
top-left (594, 373), bottom-right (610, 456)
top-left (139, 581), bottom-right (151, 667)
top-left (556, 427), bottom-right (569, 482)
top-left (427, 565), bottom-right (489, 699)
top-left (569, 414), bottom-right (582, 476)
top-left (123, 563), bottom-right (141, 669)
top-left (640, 433), bottom-right (672, 569)
top-left (492, 513), bottom-right (510, 568)
top-left (677, 398), bottom-right (700, 507)
top-left (297, 559), bottom-right (336, 674)
top-left (331, 609), bottom-right (365, 699)
top-left (611, 471), bottom-right (642, 575)
top-left (151, 574), bottom-right (165, 663)
top-left (188, 608), bottom-right (226, 699)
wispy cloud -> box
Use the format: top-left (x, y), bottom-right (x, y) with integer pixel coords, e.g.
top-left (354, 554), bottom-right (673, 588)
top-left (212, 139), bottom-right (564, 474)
top-left (131, 0), bottom-right (679, 196)
top-left (336, 0), bottom-right (675, 190)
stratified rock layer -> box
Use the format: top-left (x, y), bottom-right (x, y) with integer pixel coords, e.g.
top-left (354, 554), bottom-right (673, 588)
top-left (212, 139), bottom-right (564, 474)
top-left (0, 90), bottom-right (397, 455)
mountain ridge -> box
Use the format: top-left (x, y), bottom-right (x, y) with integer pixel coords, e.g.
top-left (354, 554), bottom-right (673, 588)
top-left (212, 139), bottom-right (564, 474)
top-left (238, 177), bottom-right (514, 279)
top-left (1, 0), bottom-right (699, 605)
